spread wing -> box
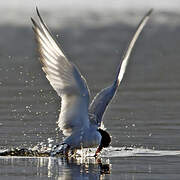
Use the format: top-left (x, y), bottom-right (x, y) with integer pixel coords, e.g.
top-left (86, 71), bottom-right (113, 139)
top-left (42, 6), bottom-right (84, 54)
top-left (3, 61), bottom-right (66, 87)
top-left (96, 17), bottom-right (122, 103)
top-left (89, 9), bottom-right (153, 127)
top-left (31, 8), bottom-right (90, 136)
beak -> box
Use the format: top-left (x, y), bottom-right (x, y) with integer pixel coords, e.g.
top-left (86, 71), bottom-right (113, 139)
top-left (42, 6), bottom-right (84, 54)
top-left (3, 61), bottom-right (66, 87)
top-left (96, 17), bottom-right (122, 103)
top-left (94, 145), bottom-right (102, 157)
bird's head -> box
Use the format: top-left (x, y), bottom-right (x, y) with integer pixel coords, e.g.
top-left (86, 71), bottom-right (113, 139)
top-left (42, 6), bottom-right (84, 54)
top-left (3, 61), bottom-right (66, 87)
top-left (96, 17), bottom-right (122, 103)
top-left (95, 128), bottom-right (111, 156)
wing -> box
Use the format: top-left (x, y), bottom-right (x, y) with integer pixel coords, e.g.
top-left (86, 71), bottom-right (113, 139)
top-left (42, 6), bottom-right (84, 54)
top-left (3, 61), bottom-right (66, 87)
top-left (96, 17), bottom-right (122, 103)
top-left (89, 9), bottom-right (153, 127)
top-left (31, 7), bottom-right (90, 136)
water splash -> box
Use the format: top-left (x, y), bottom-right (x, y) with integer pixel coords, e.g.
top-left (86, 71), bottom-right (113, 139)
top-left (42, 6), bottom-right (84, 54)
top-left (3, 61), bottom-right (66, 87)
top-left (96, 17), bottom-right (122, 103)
top-left (77, 146), bottom-right (180, 158)
top-left (1, 146), bottom-right (180, 158)
top-left (101, 147), bottom-right (180, 157)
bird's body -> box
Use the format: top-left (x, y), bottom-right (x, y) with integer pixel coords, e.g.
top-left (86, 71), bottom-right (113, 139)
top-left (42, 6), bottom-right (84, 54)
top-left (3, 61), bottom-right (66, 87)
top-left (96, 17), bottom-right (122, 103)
top-left (31, 8), bottom-right (152, 156)
top-left (64, 125), bottom-right (101, 149)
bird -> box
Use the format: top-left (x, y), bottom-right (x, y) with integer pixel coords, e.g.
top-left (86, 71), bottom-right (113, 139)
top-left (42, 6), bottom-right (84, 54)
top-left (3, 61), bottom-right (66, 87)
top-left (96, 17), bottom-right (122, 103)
top-left (31, 8), bottom-right (152, 157)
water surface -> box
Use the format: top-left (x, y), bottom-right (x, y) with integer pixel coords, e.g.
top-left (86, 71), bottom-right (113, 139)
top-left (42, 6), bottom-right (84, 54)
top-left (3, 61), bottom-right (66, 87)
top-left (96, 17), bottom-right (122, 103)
top-left (0, 6), bottom-right (180, 179)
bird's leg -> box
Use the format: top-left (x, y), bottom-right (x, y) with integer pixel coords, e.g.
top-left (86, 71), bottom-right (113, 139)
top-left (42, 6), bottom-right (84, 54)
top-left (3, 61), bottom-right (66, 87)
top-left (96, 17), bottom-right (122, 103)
top-left (50, 143), bottom-right (70, 157)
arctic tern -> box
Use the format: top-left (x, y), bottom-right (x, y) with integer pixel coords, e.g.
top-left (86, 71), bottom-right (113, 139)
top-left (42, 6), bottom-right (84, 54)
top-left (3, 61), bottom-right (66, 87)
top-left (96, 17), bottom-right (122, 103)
top-left (31, 8), bottom-right (152, 156)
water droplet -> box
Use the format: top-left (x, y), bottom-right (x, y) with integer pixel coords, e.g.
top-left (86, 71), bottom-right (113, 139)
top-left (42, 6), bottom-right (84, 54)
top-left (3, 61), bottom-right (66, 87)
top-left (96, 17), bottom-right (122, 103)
top-left (47, 138), bottom-right (54, 143)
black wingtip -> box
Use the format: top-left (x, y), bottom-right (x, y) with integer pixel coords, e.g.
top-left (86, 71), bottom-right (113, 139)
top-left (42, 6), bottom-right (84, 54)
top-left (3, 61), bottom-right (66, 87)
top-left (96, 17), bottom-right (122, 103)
top-left (31, 17), bottom-right (38, 28)
top-left (36, 6), bottom-right (41, 18)
top-left (35, 6), bottom-right (46, 28)
top-left (146, 8), bottom-right (153, 17)
top-left (36, 6), bottom-right (44, 25)
top-left (31, 17), bottom-right (35, 24)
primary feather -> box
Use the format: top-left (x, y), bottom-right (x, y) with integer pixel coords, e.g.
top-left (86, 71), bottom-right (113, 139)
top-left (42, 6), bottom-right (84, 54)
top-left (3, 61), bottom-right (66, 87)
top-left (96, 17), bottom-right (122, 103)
top-left (89, 9), bottom-right (153, 126)
top-left (31, 7), bottom-right (152, 137)
top-left (31, 8), bottom-right (90, 136)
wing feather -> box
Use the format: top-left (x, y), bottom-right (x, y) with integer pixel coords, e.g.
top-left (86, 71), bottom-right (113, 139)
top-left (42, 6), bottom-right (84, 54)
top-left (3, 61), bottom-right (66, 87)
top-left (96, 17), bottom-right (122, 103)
top-left (89, 9), bottom-right (153, 126)
top-left (32, 8), bottom-right (90, 136)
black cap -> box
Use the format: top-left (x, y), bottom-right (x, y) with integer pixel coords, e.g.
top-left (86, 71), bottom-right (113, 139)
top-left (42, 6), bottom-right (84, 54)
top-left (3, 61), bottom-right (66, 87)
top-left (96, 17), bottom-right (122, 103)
top-left (98, 129), bottom-right (111, 148)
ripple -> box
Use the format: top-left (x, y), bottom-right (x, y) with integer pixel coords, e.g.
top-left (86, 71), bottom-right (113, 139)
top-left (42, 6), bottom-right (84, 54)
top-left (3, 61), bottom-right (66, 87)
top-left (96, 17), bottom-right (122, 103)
top-left (1, 146), bottom-right (180, 158)
top-left (100, 147), bottom-right (180, 157)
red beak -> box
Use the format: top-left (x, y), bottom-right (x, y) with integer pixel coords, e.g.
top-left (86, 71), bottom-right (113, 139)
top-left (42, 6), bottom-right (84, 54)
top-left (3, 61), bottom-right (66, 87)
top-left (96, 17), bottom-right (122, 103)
top-left (94, 146), bottom-right (102, 157)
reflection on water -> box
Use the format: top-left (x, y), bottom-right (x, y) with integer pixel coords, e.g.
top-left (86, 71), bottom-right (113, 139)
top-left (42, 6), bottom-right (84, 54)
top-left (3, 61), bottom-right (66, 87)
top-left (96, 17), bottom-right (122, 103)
top-left (0, 156), bottom-right (110, 179)
top-left (1, 152), bottom-right (180, 180)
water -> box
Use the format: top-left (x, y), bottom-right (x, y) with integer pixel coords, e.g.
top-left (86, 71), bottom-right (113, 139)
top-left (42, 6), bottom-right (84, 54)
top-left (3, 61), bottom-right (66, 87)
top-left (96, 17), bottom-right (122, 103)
top-left (0, 152), bottom-right (180, 179)
top-left (1, 2), bottom-right (180, 179)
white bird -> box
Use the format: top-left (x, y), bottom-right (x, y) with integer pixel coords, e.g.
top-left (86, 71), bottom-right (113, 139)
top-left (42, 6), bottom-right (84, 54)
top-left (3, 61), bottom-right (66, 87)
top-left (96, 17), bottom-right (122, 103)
top-left (31, 8), bottom-right (152, 156)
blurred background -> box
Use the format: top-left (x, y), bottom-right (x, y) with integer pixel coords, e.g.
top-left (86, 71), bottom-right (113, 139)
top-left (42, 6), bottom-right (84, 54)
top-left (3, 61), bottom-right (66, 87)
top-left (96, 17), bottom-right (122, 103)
top-left (0, 0), bottom-right (180, 27)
